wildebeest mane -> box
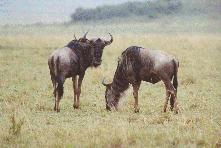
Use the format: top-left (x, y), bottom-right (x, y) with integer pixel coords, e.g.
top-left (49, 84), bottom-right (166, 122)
top-left (66, 40), bottom-right (94, 68)
top-left (66, 40), bottom-right (77, 49)
top-left (121, 46), bottom-right (142, 79)
top-left (112, 58), bottom-right (129, 96)
top-left (111, 46), bottom-right (142, 96)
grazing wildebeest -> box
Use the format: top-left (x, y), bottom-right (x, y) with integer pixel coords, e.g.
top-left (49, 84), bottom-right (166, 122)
top-left (48, 32), bottom-right (113, 112)
top-left (102, 46), bottom-right (179, 113)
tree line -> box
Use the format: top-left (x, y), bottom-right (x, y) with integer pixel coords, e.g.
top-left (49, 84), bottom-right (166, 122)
top-left (70, 0), bottom-right (182, 22)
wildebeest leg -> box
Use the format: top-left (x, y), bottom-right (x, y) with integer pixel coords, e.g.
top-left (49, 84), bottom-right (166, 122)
top-left (72, 76), bottom-right (78, 108)
top-left (162, 79), bottom-right (178, 114)
top-left (172, 90), bottom-right (178, 114)
top-left (50, 75), bottom-right (57, 111)
top-left (53, 83), bottom-right (57, 111)
top-left (51, 81), bottom-right (59, 112)
top-left (74, 73), bottom-right (85, 109)
top-left (55, 91), bottom-right (62, 112)
top-left (54, 77), bottom-right (64, 112)
top-left (170, 95), bottom-right (174, 111)
top-left (132, 81), bottom-right (141, 113)
top-left (163, 90), bottom-right (170, 112)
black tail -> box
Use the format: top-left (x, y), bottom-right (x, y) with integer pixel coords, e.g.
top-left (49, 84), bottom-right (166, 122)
top-left (54, 57), bottom-right (64, 97)
top-left (170, 59), bottom-right (179, 109)
top-left (48, 56), bottom-right (56, 97)
top-left (48, 56), bottom-right (55, 82)
top-left (172, 59), bottom-right (178, 91)
top-left (56, 79), bottom-right (64, 97)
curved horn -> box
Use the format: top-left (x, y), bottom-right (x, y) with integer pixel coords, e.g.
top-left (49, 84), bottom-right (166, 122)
top-left (83, 31), bottom-right (89, 39)
top-left (105, 33), bottom-right (113, 46)
top-left (74, 34), bottom-right (77, 40)
top-left (102, 78), bottom-right (109, 86)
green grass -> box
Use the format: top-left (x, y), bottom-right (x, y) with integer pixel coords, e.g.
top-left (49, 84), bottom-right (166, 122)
top-left (0, 24), bottom-right (221, 147)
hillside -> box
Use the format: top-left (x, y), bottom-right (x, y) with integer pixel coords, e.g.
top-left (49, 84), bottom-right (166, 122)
top-left (70, 0), bottom-right (221, 23)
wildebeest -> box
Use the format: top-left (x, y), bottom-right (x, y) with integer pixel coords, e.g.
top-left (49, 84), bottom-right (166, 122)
top-left (102, 46), bottom-right (179, 113)
top-left (48, 32), bottom-right (113, 112)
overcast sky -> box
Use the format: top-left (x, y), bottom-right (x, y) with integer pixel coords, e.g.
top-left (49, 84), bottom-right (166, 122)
top-left (0, 0), bottom-right (145, 25)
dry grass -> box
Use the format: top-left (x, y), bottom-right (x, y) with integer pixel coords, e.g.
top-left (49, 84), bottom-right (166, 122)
top-left (0, 25), bottom-right (221, 147)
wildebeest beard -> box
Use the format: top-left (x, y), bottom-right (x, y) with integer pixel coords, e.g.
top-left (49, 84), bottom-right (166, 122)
top-left (92, 46), bottom-right (103, 67)
top-left (111, 58), bottom-right (130, 98)
top-left (105, 58), bottom-right (130, 110)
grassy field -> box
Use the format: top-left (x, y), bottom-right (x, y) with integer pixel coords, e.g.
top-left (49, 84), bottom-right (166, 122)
top-left (0, 23), bottom-right (221, 147)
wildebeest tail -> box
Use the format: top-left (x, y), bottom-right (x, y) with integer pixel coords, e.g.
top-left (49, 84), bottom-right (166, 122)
top-left (170, 59), bottom-right (179, 109)
top-left (48, 56), bottom-right (55, 80)
top-left (172, 59), bottom-right (179, 91)
top-left (55, 57), bottom-right (64, 96)
top-left (49, 57), bottom-right (64, 96)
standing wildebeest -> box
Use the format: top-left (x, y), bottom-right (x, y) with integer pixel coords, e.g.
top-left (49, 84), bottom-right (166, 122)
top-left (48, 32), bottom-right (113, 112)
top-left (102, 46), bottom-right (179, 113)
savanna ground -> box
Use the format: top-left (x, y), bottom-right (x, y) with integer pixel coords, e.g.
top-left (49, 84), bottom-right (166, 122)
top-left (0, 20), bottom-right (221, 147)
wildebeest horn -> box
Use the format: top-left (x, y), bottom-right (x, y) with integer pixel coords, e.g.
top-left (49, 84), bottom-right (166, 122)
top-left (74, 34), bottom-right (77, 40)
top-left (105, 33), bottom-right (113, 46)
top-left (102, 78), bottom-right (109, 86)
top-left (83, 31), bottom-right (89, 39)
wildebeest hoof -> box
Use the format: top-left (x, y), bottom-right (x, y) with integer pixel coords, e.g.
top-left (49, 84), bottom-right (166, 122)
top-left (170, 107), bottom-right (174, 111)
top-left (54, 107), bottom-right (60, 112)
top-left (73, 104), bottom-right (80, 109)
top-left (134, 108), bottom-right (140, 113)
top-left (106, 105), bottom-right (111, 111)
top-left (174, 109), bottom-right (178, 114)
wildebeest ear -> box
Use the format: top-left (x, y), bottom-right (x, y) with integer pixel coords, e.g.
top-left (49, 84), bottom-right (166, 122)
top-left (74, 34), bottom-right (77, 40)
top-left (104, 83), bottom-right (112, 89)
top-left (102, 78), bottom-right (111, 88)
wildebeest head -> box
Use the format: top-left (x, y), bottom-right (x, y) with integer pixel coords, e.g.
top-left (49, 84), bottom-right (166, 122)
top-left (75, 32), bottom-right (113, 67)
top-left (102, 79), bottom-right (120, 111)
top-left (79, 32), bottom-right (113, 67)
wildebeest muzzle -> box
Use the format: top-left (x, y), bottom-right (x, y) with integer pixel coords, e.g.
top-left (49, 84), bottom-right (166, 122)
top-left (93, 59), bottom-right (102, 67)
